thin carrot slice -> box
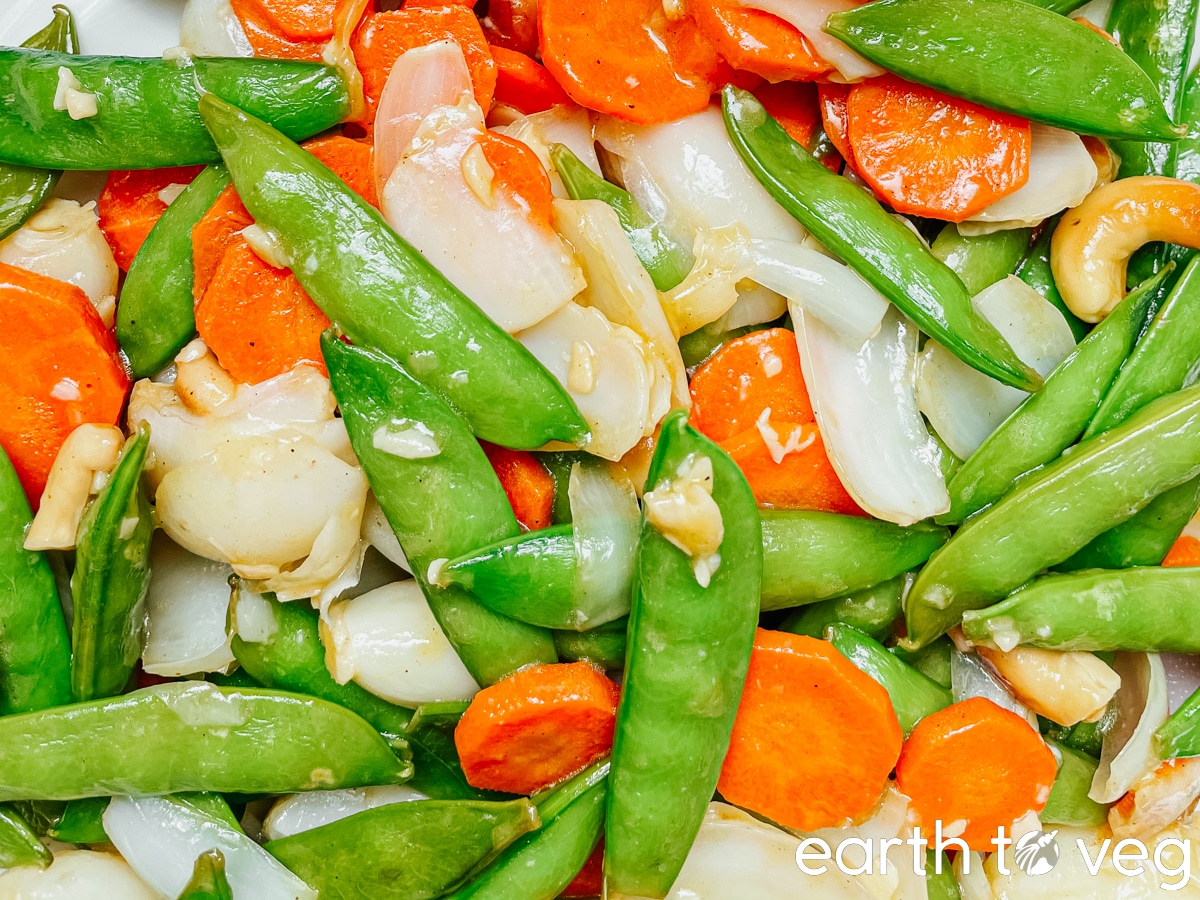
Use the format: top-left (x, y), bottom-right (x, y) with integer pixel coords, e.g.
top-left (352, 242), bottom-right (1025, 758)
top-left (1164, 534), bottom-right (1200, 567)
top-left (352, 7), bottom-right (498, 129)
top-left (455, 661), bottom-right (620, 795)
top-left (491, 46), bottom-right (572, 115)
top-left (191, 185), bottom-right (255, 301)
top-left (818, 83), bottom-right (854, 166)
top-left (559, 840), bottom-right (603, 898)
top-left (753, 81), bottom-right (820, 149)
top-left (690, 0), bottom-right (831, 83)
top-left (406, 0), bottom-right (479, 8)
top-left (0, 262), bottom-right (129, 506)
top-left (721, 423), bottom-right (864, 515)
top-left (895, 696), bottom-right (1058, 851)
top-left (845, 74), bottom-right (1032, 222)
top-left (97, 166), bottom-right (204, 270)
top-left (303, 134), bottom-right (379, 208)
top-left (230, 0), bottom-right (328, 59)
top-left (232, 0), bottom-right (338, 42)
top-left (194, 240), bottom-right (330, 384)
top-left (538, 0), bottom-right (725, 124)
top-left (480, 131), bottom-right (555, 228)
top-left (718, 629), bottom-right (903, 831)
top-left (480, 442), bottom-right (556, 531)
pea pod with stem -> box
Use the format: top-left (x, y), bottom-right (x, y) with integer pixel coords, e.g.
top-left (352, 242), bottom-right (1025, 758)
top-left (202, 96), bottom-right (587, 449)
top-left (1016, 222), bottom-right (1089, 341)
top-left (1041, 740), bottom-right (1109, 827)
top-left (930, 224), bottom-right (1031, 296)
top-left (780, 574), bottom-right (906, 643)
top-left (721, 86), bottom-right (1041, 391)
top-left (178, 849), bottom-right (234, 900)
top-left (0, 805), bottom-right (51, 870)
top-left (48, 796), bottom-right (109, 844)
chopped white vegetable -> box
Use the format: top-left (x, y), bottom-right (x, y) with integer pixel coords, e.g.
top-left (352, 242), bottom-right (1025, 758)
top-left (1091, 652), bottom-right (1168, 804)
top-left (0, 850), bottom-right (158, 899)
top-left (644, 454), bottom-right (724, 587)
top-left (53, 67), bottom-right (98, 119)
top-left (361, 494), bottom-right (412, 573)
top-left (568, 459), bottom-right (641, 628)
top-left (497, 106), bottom-right (601, 199)
top-left (263, 785), bottom-right (428, 841)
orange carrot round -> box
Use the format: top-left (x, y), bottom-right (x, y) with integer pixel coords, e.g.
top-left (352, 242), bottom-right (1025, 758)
top-left (191, 185), bottom-right (255, 301)
top-left (895, 696), bottom-right (1058, 851)
top-left (480, 131), bottom-right (555, 228)
top-left (480, 442), bottom-right (556, 531)
top-left (846, 74), bottom-right (1031, 222)
top-left (455, 661), bottom-right (620, 795)
top-left (818, 82), bottom-right (854, 167)
top-left (0, 262), bottom-right (129, 506)
top-left (230, 0), bottom-right (329, 59)
top-left (1164, 533), bottom-right (1200, 567)
top-left (97, 166), bottom-right (204, 270)
top-left (232, 0), bottom-right (337, 42)
top-left (690, 0), bottom-right (831, 83)
top-left (491, 46), bottom-right (572, 115)
top-left (753, 81), bottom-right (821, 150)
top-left (303, 134), bottom-right (380, 208)
top-left (718, 629), bottom-right (903, 831)
top-left (721, 424), bottom-right (863, 515)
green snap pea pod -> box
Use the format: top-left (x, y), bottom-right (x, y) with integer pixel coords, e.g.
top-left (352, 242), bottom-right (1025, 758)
top-left (0, 445), bottom-right (70, 714)
top-left (0, 7), bottom-right (79, 242)
top-left (0, 50), bottom-right (349, 170)
top-left (551, 144), bottom-right (691, 292)
top-left (536, 451), bottom-right (585, 525)
top-left (961, 567), bottom-right (1200, 652)
top-left (1016, 223), bottom-right (1089, 341)
top-left (70, 424), bottom-right (153, 702)
top-left (824, 0), bottom-right (1184, 142)
top-left (266, 799), bottom-right (539, 900)
top-left (202, 98), bottom-right (586, 449)
top-left (446, 762), bottom-right (608, 900)
top-left (889, 637), bottom-right (953, 689)
top-left (178, 849), bottom-right (234, 900)
top-left (554, 617), bottom-right (628, 670)
top-left (780, 574), bottom-right (906, 643)
top-left (323, 333), bottom-right (558, 684)
top-left (930, 224), bottom-right (1031, 296)
top-left (1041, 740), bottom-right (1108, 827)
top-left (0, 682), bottom-right (409, 801)
top-left (48, 797), bottom-right (109, 843)
top-left (117, 164), bottom-right (230, 377)
top-left (942, 268), bottom-right (1170, 523)
top-left (926, 852), bottom-right (961, 900)
top-left (1024, 0), bottom-right (1084, 12)
top-left (606, 410), bottom-right (762, 898)
top-left (826, 624), bottom-right (952, 734)
top-left (906, 383), bottom-right (1200, 647)
top-left (207, 668), bottom-right (261, 689)
top-left (0, 805), bottom-right (51, 869)
top-left (1043, 718), bottom-right (1104, 758)
top-left (1156, 684), bottom-right (1200, 758)
top-left (677, 320), bottom-right (760, 370)
top-left (1176, 66), bottom-right (1200, 185)
top-left (721, 86), bottom-right (1041, 391)
top-left (405, 702), bottom-right (510, 802)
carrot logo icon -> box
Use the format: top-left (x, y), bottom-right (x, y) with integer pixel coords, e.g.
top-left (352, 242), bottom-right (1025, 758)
top-left (1014, 829), bottom-right (1060, 876)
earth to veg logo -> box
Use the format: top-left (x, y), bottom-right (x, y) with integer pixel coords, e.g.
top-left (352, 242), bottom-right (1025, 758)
top-left (1013, 829), bottom-right (1060, 876)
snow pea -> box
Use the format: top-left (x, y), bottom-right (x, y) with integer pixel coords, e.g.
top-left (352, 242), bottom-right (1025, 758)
top-left (0, 6), bottom-right (78, 242)
top-left (930, 224), bottom-right (1031, 296)
top-left (677, 320), bottom-right (760, 370)
top-left (606, 410), bottom-right (761, 899)
top-left (446, 762), bottom-right (608, 900)
top-left (960, 566), bottom-right (1200, 652)
top-left (404, 702), bottom-right (509, 802)
top-left (323, 334), bottom-right (558, 685)
top-left (906, 382), bottom-right (1200, 647)
top-left (1025, 0), bottom-right (1083, 11)
top-left (117, 164), bottom-right (230, 377)
top-left (1042, 740), bottom-right (1108, 827)
top-left (0, 49), bottom-right (349, 170)
top-left (179, 849), bottom-right (233, 900)
top-left (0, 805), bottom-right (51, 870)
top-left (826, 624), bottom-right (952, 734)
top-left (554, 617), bottom-right (627, 670)
top-left (266, 798), bottom-right (539, 900)
top-left (202, 97), bottom-right (586, 449)
top-left (48, 797), bottom-right (109, 843)
top-left (551, 144), bottom-right (691, 292)
top-left (722, 86), bottom-right (1041, 392)
top-left (0, 443), bottom-right (71, 715)
top-left (70, 424), bottom-right (153, 702)
top-left (1176, 66), bottom-right (1200, 185)
top-left (890, 637), bottom-right (953, 689)
top-left (1157, 684), bottom-right (1200, 758)
top-left (1016, 223), bottom-right (1089, 341)
top-left (1043, 719), bottom-right (1104, 758)
top-left (825, 0), bottom-right (1184, 141)
top-left (0, 682), bottom-right (409, 801)
top-left (780, 574), bottom-right (906, 643)
top-left (1056, 478), bottom-right (1200, 570)
top-left (943, 268), bottom-right (1170, 523)
top-left (926, 852), bottom-right (961, 900)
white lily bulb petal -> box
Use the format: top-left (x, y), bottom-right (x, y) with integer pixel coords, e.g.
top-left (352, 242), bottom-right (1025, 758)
top-left (0, 850), bottom-right (158, 899)
top-left (917, 276), bottom-right (1076, 459)
top-left (737, 0), bottom-right (884, 83)
top-left (361, 493), bottom-right (412, 573)
top-left (952, 649), bottom-right (1039, 730)
top-left (322, 580), bottom-right (479, 705)
top-left (1091, 652), bottom-right (1168, 804)
top-left (498, 106), bottom-right (600, 198)
top-left (0, 199), bottom-right (118, 308)
top-left (263, 785), bottom-right (429, 841)
top-left (180, 0), bottom-right (253, 57)
top-left (141, 533), bottom-right (236, 677)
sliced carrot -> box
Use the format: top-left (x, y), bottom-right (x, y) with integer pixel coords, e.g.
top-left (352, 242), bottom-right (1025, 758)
top-left (753, 81), bottom-right (820, 150)
top-left (1072, 16), bottom-right (1120, 45)
top-left (818, 83), bottom-right (854, 167)
top-left (455, 661), bottom-right (620, 795)
top-left (195, 240), bottom-right (330, 384)
top-left (303, 134), bottom-right (380, 208)
top-left (405, 0), bottom-right (479, 8)
top-left (491, 46), bottom-right (572, 115)
top-left (690, 0), bottom-right (831, 83)
top-left (481, 0), bottom-right (540, 56)
top-left (718, 629), bottom-right (903, 831)
top-left (191, 185), bottom-right (255, 301)
top-left (895, 696), bottom-right (1058, 851)
top-left (845, 74), bottom-right (1031, 222)
top-left (480, 441), bottom-right (556, 531)
top-left (97, 166), bottom-right (205, 270)
top-left (1163, 534), bottom-right (1200, 567)
top-left (559, 840), bottom-right (603, 898)
top-left (0, 263), bottom-right (129, 506)
top-left (230, 0), bottom-right (337, 42)
top-left (721, 423), bottom-right (864, 515)
top-left (480, 131), bottom-right (555, 228)
top-left (538, 0), bottom-right (725, 124)
top-left (230, 0), bottom-right (329, 59)
top-left (352, 7), bottom-right (497, 128)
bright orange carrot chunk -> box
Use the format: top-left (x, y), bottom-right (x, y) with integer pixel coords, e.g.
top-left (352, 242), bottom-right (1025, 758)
top-left (97, 166), bottom-right (204, 270)
top-left (491, 45), bottom-right (572, 115)
top-left (895, 696), bottom-right (1058, 851)
top-left (718, 629), bottom-right (903, 831)
top-left (233, 0), bottom-right (337, 41)
top-left (230, 0), bottom-right (329, 59)
top-left (480, 131), bottom-right (555, 228)
top-left (818, 82), bottom-right (854, 166)
top-left (690, 0), bottom-right (831, 83)
top-left (455, 661), bottom-right (620, 795)
top-left (0, 263), bottom-right (129, 506)
top-left (480, 442), bottom-right (556, 531)
top-left (1163, 533), bottom-right (1200, 567)
top-left (191, 185), bottom-right (255, 301)
top-left (846, 74), bottom-right (1031, 222)
top-left (721, 423), bottom-right (863, 515)
top-left (753, 81), bottom-right (820, 150)
top-left (303, 134), bottom-right (380, 208)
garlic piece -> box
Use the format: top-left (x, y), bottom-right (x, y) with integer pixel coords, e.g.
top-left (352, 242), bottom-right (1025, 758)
top-left (643, 453), bottom-right (724, 586)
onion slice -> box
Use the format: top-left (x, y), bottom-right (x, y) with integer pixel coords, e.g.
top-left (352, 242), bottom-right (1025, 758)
top-left (180, 0), bottom-right (254, 57)
top-left (1090, 652), bottom-right (1168, 804)
top-left (263, 786), bottom-right (428, 841)
top-left (737, 0), bottom-right (884, 82)
top-left (568, 459), bottom-right (640, 630)
top-left (952, 649), bottom-right (1039, 730)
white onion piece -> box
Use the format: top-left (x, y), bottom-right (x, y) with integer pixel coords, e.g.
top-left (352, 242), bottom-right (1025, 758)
top-left (361, 494), bottom-right (412, 573)
top-left (0, 850), bottom-right (158, 899)
top-left (917, 276), bottom-right (1076, 459)
top-left (0, 199), bottom-right (118, 312)
top-left (567, 460), bottom-right (639, 630)
top-left (956, 852), bottom-right (992, 900)
top-left (497, 106), bottom-right (601, 199)
top-left (179, 0), bottom-right (254, 57)
top-left (952, 649), bottom-right (1039, 730)
top-left (263, 786), bottom-right (428, 841)
top-left (1164, 652), bottom-right (1200, 714)
top-left (738, 0), bottom-right (884, 82)
top-left (141, 533), bottom-right (236, 677)
top-left (322, 580), bottom-right (479, 705)
top-left (721, 283), bottom-right (788, 332)
top-left (105, 796), bottom-right (315, 900)
top-left (232, 587), bottom-right (278, 644)
top-left (1091, 652), bottom-right (1168, 804)
top-left (794, 306), bottom-right (949, 525)
top-left (965, 125), bottom-right (1098, 230)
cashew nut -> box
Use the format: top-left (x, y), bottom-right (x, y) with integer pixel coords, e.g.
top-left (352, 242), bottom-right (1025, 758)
top-left (173, 338), bottom-right (237, 414)
top-left (977, 644), bottom-right (1120, 727)
top-left (25, 423), bottom-right (125, 551)
top-left (1051, 175), bottom-right (1200, 322)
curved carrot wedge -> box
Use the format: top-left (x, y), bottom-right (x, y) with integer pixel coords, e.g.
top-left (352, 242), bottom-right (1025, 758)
top-left (691, 0), bottom-right (831, 83)
top-left (233, 0), bottom-right (337, 42)
top-left (97, 166), bottom-right (204, 270)
top-left (721, 424), bottom-right (864, 514)
top-left (481, 442), bottom-right (556, 531)
top-left (491, 46), bottom-right (572, 114)
top-left (455, 661), bottom-right (620, 795)
top-left (718, 629), bottom-right (903, 831)
top-left (0, 262), bottom-right (128, 505)
top-left (230, 0), bottom-right (328, 60)
top-left (895, 696), bottom-right (1057, 851)
top-left (818, 83), bottom-right (854, 166)
top-left (191, 185), bottom-right (254, 300)
top-left (480, 131), bottom-right (554, 229)
top-left (1163, 533), bottom-right (1200, 567)
top-left (753, 81), bottom-right (821, 149)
